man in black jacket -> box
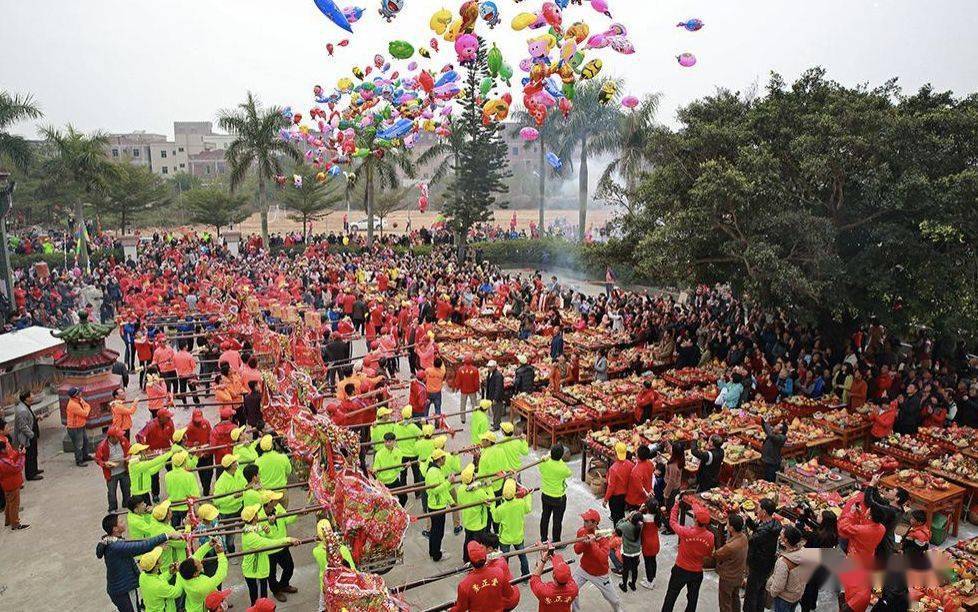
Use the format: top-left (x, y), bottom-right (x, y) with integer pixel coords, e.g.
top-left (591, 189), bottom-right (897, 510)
top-left (321, 329), bottom-right (349, 390)
top-left (743, 498), bottom-right (781, 612)
top-left (690, 435), bottom-right (725, 492)
top-left (760, 419), bottom-right (788, 482)
top-left (96, 513), bottom-right (176, 612)
top-left (894, 384), bottom-right (924, 434)
top-left (512, 355), bottom-right (536, 395)
top-left (483, 360), bottom-right (505, 430)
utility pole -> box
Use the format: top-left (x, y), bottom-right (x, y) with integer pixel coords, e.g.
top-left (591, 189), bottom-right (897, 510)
top-left (0, 173), bottom-right (15, 301)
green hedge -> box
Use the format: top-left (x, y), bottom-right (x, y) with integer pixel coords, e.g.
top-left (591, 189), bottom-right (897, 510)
top-left (470, 238), bottom-right (642, 285)
top-left (270, 243), bottom-right (434, 258)
top-left (10, 248), bottom-right (123, 271)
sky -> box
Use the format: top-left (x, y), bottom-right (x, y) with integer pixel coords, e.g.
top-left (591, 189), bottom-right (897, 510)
top-left (2, 0), bottom-right (978, 139)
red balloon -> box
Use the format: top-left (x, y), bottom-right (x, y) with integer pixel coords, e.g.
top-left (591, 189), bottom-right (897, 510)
top-left (418, 196), bottom-right (429, 212)
top-left (419, 71), bottom-right (435, 93)
top-left (542, 2), bottom-right (562, 28)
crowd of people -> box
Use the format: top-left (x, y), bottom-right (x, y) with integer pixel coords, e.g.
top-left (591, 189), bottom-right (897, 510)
top-left (0, 226), bottom-right (977, 612)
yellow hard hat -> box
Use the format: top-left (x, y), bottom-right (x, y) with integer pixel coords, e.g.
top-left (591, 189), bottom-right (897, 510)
top-left (138, 546), bottom-right (165, 572)
top-left (461, 463), bottom-right (475, 484)
top-left (433, 435), bottom-right (447, 450)
top-left (151, 499), bottom-right (172, 521)
top-left (480, 431), bottom-right (497, 444)
top-left (614, 442), bottom-right (628, 461)
top-left (221, 454), bottom-right (239, 469)
top-left (431, 448), bottom-right (447, 462)
top-left (317, 519), bottom-right (333, 539)
top-left (502, 479), bottom-right (517, 500)
top-left (172, 428), bottom-right (187, 443)
top-left (401, 405), bottom-right (413, 420)
top-left (259, 434), bottom-right (274, 452)
top-left (230, 426), bottom-right (246, 442)
top-left (500, 422), bottom-right (515, 434)
top-left (129, 443), bottom-right (150, 455)
top-left (197, 504), bottom-right (219, 522)
top-left (479, 399), bottom-right (492, 410)
top-left (260, 489), bottom-right (284, 504)
top-left (241, 504), bottom-right (262, 523)
top-left (422, 424), bottom-right (435, 437)
top-left (172, 451), bottom-right (189, 468)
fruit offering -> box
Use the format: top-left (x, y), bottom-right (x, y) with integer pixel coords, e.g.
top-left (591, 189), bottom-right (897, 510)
top-left (893, 468), bottom-right (951, 491)
top-left (812, 409), bottom-right (868, 430)
top-left (826, 448), bottom-right (899, 474)
top-left (788, 458), bottom-right (844, 484)
top-left (876, 434), bottom-right (938, 459)
top-left (932, 453), bottom-right (978, 482)
top-left (920, 425), bottom-right (976, 451)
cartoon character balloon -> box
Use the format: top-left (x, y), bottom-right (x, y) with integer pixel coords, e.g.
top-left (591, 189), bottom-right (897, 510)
top-left (677, 53), bottom-right (697, 67)
top-left (480, 2), bottom-right (501, 28)
top-left (519, 127), bottom-right (539, 142)
top-left (454, 33), bottom-right (479, 64)
top-left (313, 0), bottom-right (353, 32)
top-left (621, 95), bottom-right (639, 109)
top-left (378, 0), bottom-right (404, 22)
top-left (677, 18), bottom-right (704, 32)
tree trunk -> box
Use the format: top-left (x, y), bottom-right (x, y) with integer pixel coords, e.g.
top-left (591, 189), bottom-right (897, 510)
top-left (75, 198), bottom-right (89, 269)
top-left (302, 217), bottom-right (307, 239)
top-left (578, 134), bottom-right (589, 242)
top-left (258, 175), bottom-right (269, 250)
top-left (538, 139), bottom-right (546, 230)
top-left (456, 228), bottom-right (467, 263)
top-left (366, 164), bottom-right (375, 248)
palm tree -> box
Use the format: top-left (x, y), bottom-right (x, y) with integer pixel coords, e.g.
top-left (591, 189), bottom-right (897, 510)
top-left (0, 92), bottom-right (43, 172)
top-left (38, 125), bottom-right (117, 268)
top-left (349, 132), bottom-right (417, 246)
top-left (280, 165), bottom-right (344, 238)
top-left (597, 93), bottom-right (661, 219)
top-left (414, 128), bottom-right (466, 202)
top-left (553, 78), bottom-right (625, 241)
top-left (511, 112), bottom-right (563, 231)
top-left (218, 92), bottom-right (300, 248)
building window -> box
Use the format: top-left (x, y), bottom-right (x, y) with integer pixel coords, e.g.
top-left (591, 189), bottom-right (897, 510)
top-left (178, 147), bottom-right (184, 152)
top-left (162, 167), bottom-right (168, 175)
top-left (171, 150), bottom-right (176, 155)
top-left (205, 166), bottom-right (211, 175)
top-left (179, 163), bottom-right (185, 169)
top-left (160, 150), bottom-right (167, 159)
top-left (111, 148), bottom-right (119, 157)
top-left (511, 147), bottom-right (519, 156)
top-left (132, 149), bottom-right (140, 157)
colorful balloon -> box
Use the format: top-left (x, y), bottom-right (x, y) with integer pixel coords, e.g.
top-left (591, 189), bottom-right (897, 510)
top-left (677, 18), bottom-right (704, 32)
top-left (480, 1), bottom-right (501, 28)
top-left (545, 151), bottom-right (562, 171)
top-left (677, 53), bottom-right (697, 67)
top-left (621, 95), bottom-right (639, 109)
top-left (430, 8), bottom-right (452, 34)
top-left (388, 40), bottom-right (414, 59)
top-left (378, 0), bottom-right (404, 21)
top-left (313, 0), bottom-right (353, 33)
top-left (454, 33), bottom-right (479, 64)
top-left (580, 59), bottom-right (602, 79)
top-left (590, 0), bottom-right (611, 18)
top-left (511, 12), bottom-right (537, 30)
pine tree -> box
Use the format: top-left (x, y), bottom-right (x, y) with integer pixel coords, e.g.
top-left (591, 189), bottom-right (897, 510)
top-left (443, 37), bottom-right (511, 260)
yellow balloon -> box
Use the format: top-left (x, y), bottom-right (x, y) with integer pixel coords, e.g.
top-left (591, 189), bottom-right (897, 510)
top-left (443, 19), bottom-right (463, 42)
top-left (337, 77), bottom-right (353, 92)
top-left (429, 8), bottom-right (452, 35)
top-left (561, 40), bottom-right (577, 62)
top-left (511, 12), bottom-right (537, 31)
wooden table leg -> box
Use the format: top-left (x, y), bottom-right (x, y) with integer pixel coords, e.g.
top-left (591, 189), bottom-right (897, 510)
top-left (581, 442), bottom-right (588, 482)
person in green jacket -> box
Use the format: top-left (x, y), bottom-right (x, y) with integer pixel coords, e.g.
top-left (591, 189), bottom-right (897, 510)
top-left (211, 454), bottom-right (246, 553)
top-left (470, 400), bottom-right (491, 445)
top-left (456, 463), bottom-right (493, 562)
top-left (260, 490), bottom-right (298, 602)
top-left (312, 519), bottom-right (357, 610)
top-left (475, 432), bottom-right (509, 508)
top-left (372, 432), bottom-right (406, 506)
top-left (370, 407), bottom-right (396, 445)
top-left (394, 405), bottom-right (423, 493)
top-left (163, 451), bottom-right (200, 528)
top-left (255, 434), bottom-right (293, 491)
top-left (492, 478), bottom-right (533, 576)
top-left (176, 536), bottom-right (226, 612)
top-left (169, 428), bottom-right (199, 469)
top-left (128, 443), bottom-right (173, 504)
top-left (240, 464), bottom-right (265, 509)
top-left (126, 496), bottom-right (154, 541)
top-left (499, 421), bottom-right (529, 471)
top-left (425, 449), bottom-right (454, 562)
top-left (137, 545), bottom-right (183, 612)
top-left (415, 424), bottom-right (437, 480)
top-left (538, 444), bottom-right (572, 543)
top-left (145, 500), bottom-right (188, 570)
top-left (240, 504), bottom-right (297, 605)
top-left (231, 426), bottom-right (259, 466)
top-left (434, 435), bottom-right (463, 536)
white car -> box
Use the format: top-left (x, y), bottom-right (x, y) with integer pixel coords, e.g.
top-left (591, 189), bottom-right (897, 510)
top-left (348, 217), bottom-right (387, 232)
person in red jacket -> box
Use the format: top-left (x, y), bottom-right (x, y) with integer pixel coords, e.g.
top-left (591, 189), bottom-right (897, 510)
top-left (454, 354), bottom-right (481, 424)
top-left (603, 443), bottom-right (634, 526)
top-left (409, 370), bottom-right (428, 417)
top-left (530, 550), bottom-right (579, 612)
top-left (210, 407), bottom-right (237, 475)
top-left (0, 439), bottom-right (28, 530)
top-left (660, 497), bottom-right (715, 612)
top-left (570, 509), bottom-right (621, 612)
top-left (639, 502), bottom-right (661, 588)
top-left (635, 381), bottom-right (658, 424)
top-left (870, 400), bottom-right (898, 441)
top-left (624, 445), bottom-right (654, 510)
top-left (94, 426), bottom-right (131, 512)
top-left (186, 409), bottom-right (214, 495)
top-left (137, 409), bottom-right (174, 500)
top-left (838, 491), bottom-right (886, 571)
top-left (451, 541), bottom-right (518, 612)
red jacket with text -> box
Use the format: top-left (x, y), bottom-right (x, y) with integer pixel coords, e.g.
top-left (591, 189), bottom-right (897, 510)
top-left (450, 565), bottom-right (518, 612)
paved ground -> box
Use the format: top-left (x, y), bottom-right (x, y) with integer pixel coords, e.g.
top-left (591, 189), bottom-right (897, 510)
top-left (2, 268), bottom-right (963, 611)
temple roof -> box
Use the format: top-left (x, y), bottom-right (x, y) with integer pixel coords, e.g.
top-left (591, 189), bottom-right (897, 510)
top-left (51, 311), bottom-right (116, 344)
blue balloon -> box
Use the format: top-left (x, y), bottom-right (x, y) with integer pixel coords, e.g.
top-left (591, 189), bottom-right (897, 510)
top-left (434, 71), bottom-right (458, 88)
top-left (677, 18), bottom-right (704, 32)
top-left (377, 118), bottom-right (414, 140)
top-left (313, 0), bottom-right (353, 33)
top-left (328, 165), bottom-right (342, 176)
top-left (554, 0), bottom-right (569, 8)
top-left (546, 151), bottom-right (562, 172)
top-left (543, 77), bottom-right (564, 99)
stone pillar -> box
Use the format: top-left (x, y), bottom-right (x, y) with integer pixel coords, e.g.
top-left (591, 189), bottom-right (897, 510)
top-left (120, 235), bottom-right (139, 262)
top-left (224, 231), bottom-right (241, 256)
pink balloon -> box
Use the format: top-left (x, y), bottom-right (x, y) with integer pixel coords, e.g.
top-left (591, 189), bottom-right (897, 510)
top-left (677, 53), bottom-right (697, 67)
top-left (520, 127), bottom-right (540, 142)
top-left (621, 95), bottom-right (639, 109)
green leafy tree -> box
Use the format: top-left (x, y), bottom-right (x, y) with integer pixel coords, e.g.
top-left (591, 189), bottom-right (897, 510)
top-left (182, 188), bottom-right (249, 235)
top-left (443, 37), bottom-right (511, 259)
top-left (349, 131), bottom-right (416, 247)
top-left (0, 92), bottom-right (43, 172)
top-left (370, 186), bottom-right (412, 238)
top-left (511, 112), bottom-right (563, 230)
top-left (103, 164), bottom-right (172, 232)
top-left (552, 78), bottom-right (624, 241)
top-left (38, 125), bottom-right (118, 267)
top-left (219, 92), bottom-right (300, 248)
top-left (280, 166), bottom-right (343, 238)
top-left (597, 93), bottom-right (660, 222)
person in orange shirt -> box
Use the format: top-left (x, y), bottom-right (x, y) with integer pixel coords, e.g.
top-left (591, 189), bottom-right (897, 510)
top-left (425, 357), bottom-right (447, 416)
top-left (65, 387), bottom-right (93, 467)
top-left (152, 338), bottom-right (178, 394)
top-left (172, 343), bottom-right (200, 406)
top-left (145, 368), bottom-right (172, 419)
top-left (239, 356), bottom-right (263, 394)
top-left (109, 387), bottom-right (139, 440)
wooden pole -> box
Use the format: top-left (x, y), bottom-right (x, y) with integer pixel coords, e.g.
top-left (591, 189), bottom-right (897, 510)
top-left (371, 436), bottom-right (526, 474)
top-left (412, 487), bottom-right (539, 521)
top-left (224, 536), bottom-right (317, 560)
top-left (349, 406), bottom-right (486, 431)
top-left (215, 503), bottom-right (321, 528)
top-left (363, 428), bottom-right (454, 449)
top-left (190, 481), bottom-right (307, 504)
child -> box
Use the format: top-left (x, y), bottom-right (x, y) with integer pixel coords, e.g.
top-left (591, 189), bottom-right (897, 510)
top-left (615, 511), bottom-right (644, 591)
top-left (639, 502), bottom-right (661, 589)
top-left (652, 462), bottom-right (666, 508)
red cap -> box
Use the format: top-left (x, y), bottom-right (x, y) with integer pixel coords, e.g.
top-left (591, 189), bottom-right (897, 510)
top-left (580, 509), bottom-right (601, 523)
top-left (694, 505), bottom-right (712, 525)
top-left (552, 556), bottom-right (572, 584)
top-left (219, 407), bottom-right (235, 420)
top-left (157, 409), bottom-right (173, 419)
top-left (204, 589), bottom-right (231, 610)
top-left (246, 597), bottom-right (276, 612)
top-left (106, 426), bottom-right (125, 439)
top-left (466, 541), bottom-right (487, 564)
top-left (192, 409), bottom-right (206, 423)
